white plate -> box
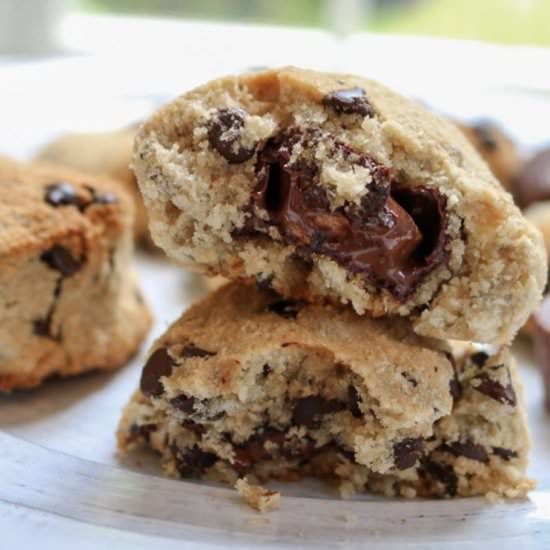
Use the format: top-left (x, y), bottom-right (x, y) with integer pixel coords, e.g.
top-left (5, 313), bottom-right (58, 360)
top-left (1, 254), bottom-right (550, 549)
top-left (1, 49), bottom-right (550, 548)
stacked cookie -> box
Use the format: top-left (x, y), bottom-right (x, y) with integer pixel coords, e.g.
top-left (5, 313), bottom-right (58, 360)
top-left (118, 67), bottom-right (546, 500)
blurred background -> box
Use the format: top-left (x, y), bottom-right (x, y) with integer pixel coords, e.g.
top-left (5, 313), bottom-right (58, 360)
top-left (0, 0), bottom-right (549, 158)
top-left (1, 0), bottom-right (550, 54)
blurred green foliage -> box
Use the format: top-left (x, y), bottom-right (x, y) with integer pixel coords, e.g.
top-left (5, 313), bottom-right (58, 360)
top-left (82, 0), bottom-right (550, 46)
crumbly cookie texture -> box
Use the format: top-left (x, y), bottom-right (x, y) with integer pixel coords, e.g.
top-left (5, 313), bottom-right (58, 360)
top-left (118, 301), bottom-right (532, 501)
top-left (35, 128), bottom-right (155, 249)
top-left (235, 478), bottom-right (280, 513)
top-left (455, 121), bottom-right (521, 193)
top-left (134, 67), bottom-right (546, 344)
top-left (0, 156), bottom-right (152, 392)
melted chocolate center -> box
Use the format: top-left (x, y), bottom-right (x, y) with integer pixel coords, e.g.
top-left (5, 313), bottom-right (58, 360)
top-left (238, 131), bottom-right (449, 301)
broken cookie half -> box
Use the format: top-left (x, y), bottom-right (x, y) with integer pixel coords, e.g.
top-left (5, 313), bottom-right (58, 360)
top-left (133, 67), bottom-right (546, 344)
top-left (117, 283), bottom-right (532, 499)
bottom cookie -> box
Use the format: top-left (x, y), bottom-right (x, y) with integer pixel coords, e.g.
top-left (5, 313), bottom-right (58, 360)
top-left (117, 284), bottom-right (532, 500)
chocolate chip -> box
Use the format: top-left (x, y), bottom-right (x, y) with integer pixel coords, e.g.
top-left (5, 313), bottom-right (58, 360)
top-left (441, 440), bottom-right (488, 462)
top-left (207, 107), bottom-right (256, 164)
top-left (33, 318), bottom-right (52, 338)
top-left (40, 245), bottom-right (82, 276)
top-left (393, 438), bottom-right (424, 470)
top-left (445, 352), bottom-right (462, 401)
top-left (492, 447), bottom-right (518, 461)
top-left (181, 344), bottom-right (216, 359)
top-left (267, 299), bottom-right (305, 320)
top-left (470, 351), bottom-right (489, 367)
top-left (182, 420), bottom-right (206, 437)
top-left (262, 364), bottom-right (272, 378)
top-left (238, 130), bottom-right (450, 302)
top-left (140, 347), bottom-right (174, 397)
top-left (471, 371), bottom-right (516, 406)
top-left (421, 459), bottom-right (458, 496)
top-left (292, 396), bottom-right (344, 429)
top-left (129, 423), bottom-right (157, 442)
top-left (170, 394), bottom-right (195, 413)
top-left (323, 87), bottom-right (374, 117)
top-left (347, 385), bottom-right (363, 418)
top-left (93, 192), bottom-right (118, 205)
top-left (174, 446), bottom-right (217, 478)
top-left (45, 182), bottom-right (82, 207)
top-left (401, 372), bottom-right (418, 387)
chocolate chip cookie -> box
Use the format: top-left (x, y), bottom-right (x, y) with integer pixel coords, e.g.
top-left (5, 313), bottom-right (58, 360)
top-left (0, 156), bottom-right (152, 391)
top-left (36, 128), bottom-right (155, 249)
top-left (117, 283), bottom-right (531, 499)
top-left (515, 147), bottom-right (550, 209)
top-left (133, 67), bottom-right (546, 344)
top-left (455, 121), bottom-right (521, 193)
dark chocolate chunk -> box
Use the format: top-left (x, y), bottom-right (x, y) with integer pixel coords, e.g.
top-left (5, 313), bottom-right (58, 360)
top-left (40, 245), bottom-right (82, 277)
top-left (421, 459), bottom-right (458, 496)
top-left (471, 370), bottom-right (516, 406)
top-left (323, 87), bottom-right (374, 118)
top-left (267, 299), bottom-right (305, 320)
top-left (175, 445), bottom-right (217, 478)
top-left (444, 351), bottom-right (462, 401)
top-left (492, 447), bottom-right (518, 461)
top-left (170, 394), bottom-right (196, 413)
top-left (33, 318), bottom-right (52, 338)
top-left (393, 437), bottom-right (424, 470)
top-left (181, 420), bottom-right (206, 437)
top-left (181, 344), bottom-right (216, 358)
top-left (140, 347), bottom-right (174, 397)
top-left (515, 147), bottom-right (550, 208)
top-left (292, 396), bottom-right (344, 429)
top-left (129, 423), bottom-right (157, 442)
top-left (470, 351), bottom-right (489, 367)
top-left (45, 182), bottom-right (82, 207)
top-left (441, 440), bottom-right (488, 462)
top-left (262, 364), bottom-right (272, 378)
top-left (93, 191), bottom-right (118, 205)
top-left (237, 130), bottom-right (450, 302)
top-left (347, 385), bottom-right (363, 418)
top-left (472, 123), bottom-right (498, 152)
top-left (207, 107), bottom-right (256, 164)
top-left (401, 372), bottom-right (418, 387)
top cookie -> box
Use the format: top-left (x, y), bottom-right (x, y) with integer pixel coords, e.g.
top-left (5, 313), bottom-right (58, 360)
top-left (134, 67), bottom-right (546, 344)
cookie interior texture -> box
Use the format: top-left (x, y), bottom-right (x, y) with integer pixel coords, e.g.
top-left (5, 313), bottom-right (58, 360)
top-left (134, 67), bottom-right (546, 344)
top-left (0, 157), bottom-right (151, 391)
top-left (118, 284), bottom-right (532, 499)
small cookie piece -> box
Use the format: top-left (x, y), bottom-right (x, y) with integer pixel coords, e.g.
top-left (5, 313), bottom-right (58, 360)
top-left (456, 121), bottom-right (520, 192)
top-left (134, 67), bottom-right (545, 344)
top-left (0, 156), bottom-right (152, 391)
top-left (235, 478), bottom-right (280, 513)
top-left (119, 330), bottom-right (533, 499)
top-left (515, 147), bottom-right (550, 209)
top-left (35, 128), bottom-right (155, 249)
top-left (533, 296), bottom-right (550, 411)
top-left (117, 282), bottom-right (456, 486)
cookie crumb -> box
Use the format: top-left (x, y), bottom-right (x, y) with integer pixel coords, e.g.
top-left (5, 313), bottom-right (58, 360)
top-left (235, 478), bottom-right (280, 513)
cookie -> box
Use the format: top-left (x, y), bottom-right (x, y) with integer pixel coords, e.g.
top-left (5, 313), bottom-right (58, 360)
top-left (0, 156), bottom-right (152, 391)
top-left (533, 296), bottom-right (550, 411)
top-left (524, 200), bottom-right (550, 264)
top-left (515, 147), bottom-right (550, 209)
top-left (455, 121), bottom-right (520, 192)
top-left (35, 128), bottom-right (155, 249)
top-left (133, 67), bottom-right (545, 344)
top-left (117, 284), bottom-right (531, 499)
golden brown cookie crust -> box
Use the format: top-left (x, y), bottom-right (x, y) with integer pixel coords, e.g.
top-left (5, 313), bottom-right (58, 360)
top-left (134, 67), bottom-right (546, 344)
top-left (0, 156), bottom-right (152, 392)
